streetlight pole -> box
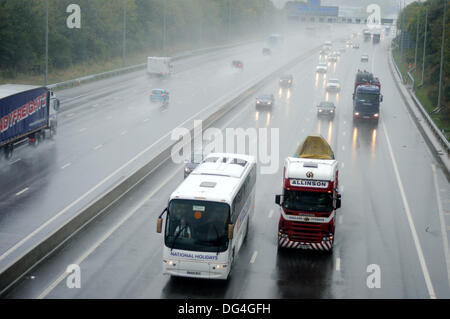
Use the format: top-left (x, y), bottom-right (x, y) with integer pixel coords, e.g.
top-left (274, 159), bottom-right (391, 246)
top-left (400, 0), bottom-right (404, 61)
top-left (122, 0), bottom-right (127, 67)
top-left (163, 0), bottom-right (167, 53)
top-left (420, 8), bottom-right (428, 87)
top-left (414, 11), bottom-right (419, 70)
top-left (45, 0), bottom-right (49, 86)
top-left (436, 0), bottom-right (447, 112)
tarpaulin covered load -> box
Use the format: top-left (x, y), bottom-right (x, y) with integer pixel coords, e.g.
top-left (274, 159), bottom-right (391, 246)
top-left (294, 134), bottom-right (335, 160)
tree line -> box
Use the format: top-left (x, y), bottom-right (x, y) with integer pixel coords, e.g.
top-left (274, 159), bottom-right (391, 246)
top-left (395, 0), bottom-right (449, 129)
top-left (0, 0), bottom-right (276, 79)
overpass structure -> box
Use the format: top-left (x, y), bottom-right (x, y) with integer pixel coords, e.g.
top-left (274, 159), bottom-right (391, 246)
top-left (285, 0), bottom-right (397, 25)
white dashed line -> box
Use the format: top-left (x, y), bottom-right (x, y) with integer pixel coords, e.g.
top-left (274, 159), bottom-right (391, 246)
top-left (250, 251), bottom-right (258, 264)
top-left (335, 257), bottom-right (341, 271)
top-left (61, 163), bottom-right (71, 170)
top-left (16, 188), bottom-right (29, 196)
top-left (93, 144), bottom-right (103, 150)
top-left (339, 216), bottom-right (343, 225)
top-left (268, 209), bottom-right (274, 218)
top-left (9, 158), bottom-right (21, 165)
top-left (79, 128), bottom-right (87, 133)
top-left (120, 130), bottom-right (128, 136)
top-left (143, 118), bottom-right (150, 122)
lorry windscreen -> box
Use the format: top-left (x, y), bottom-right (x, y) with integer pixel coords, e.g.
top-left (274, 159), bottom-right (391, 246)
top-left (282, 190), bottom-right (333, 213)
top-left (356, 92), bottom-right (379, 103)
top-left (165, 199), bottom-right (230, 253)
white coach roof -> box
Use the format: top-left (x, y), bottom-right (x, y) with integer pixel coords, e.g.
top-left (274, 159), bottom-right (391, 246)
top-left (170, 153), bottom-right (256, 203)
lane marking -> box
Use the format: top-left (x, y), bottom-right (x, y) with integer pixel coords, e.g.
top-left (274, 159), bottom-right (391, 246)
top-left (37, 86), bottom-right (256, 298)
top-left (431, 164), bottom-right (450, 289)
top-left (120, 130), bottom-right (128, 136)
top-left (268, 209), bottom-right (274, 218)
top-left (93, 144), bottom-right (103, 151)
top-left (335, 257), bottom-right (341, 271)
top-left (9, 158), bottom-right (21, 165)
top-left (61, 163), bottom-right (71, 170)
top-left (250, 251), bottom-right (258, 264)
top-left (143, 118), bottom-right (150, 123)
top-left (16, 188), bottom-right (29, 196)
top-left (79, 128), bottom-right (87, 133)
top-left (339, 216), bottom-right (343, 225)
top-left (382, 120), bottom-right (436, 299)
top-left (0, 53), bottom-right (303, 265)
top-left (37, 166), bottom-right (183, 299)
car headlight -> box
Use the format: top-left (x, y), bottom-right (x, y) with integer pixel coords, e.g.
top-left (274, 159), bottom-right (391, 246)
top-left (257, 101), bottom-right (260, 104)
top-left (354, 112), bottom-right (359, 116)
top-left (330, 110), bottom-right (334, 113)
top-left (184, 167), bottom-right (191, 173)
top-left (318, 109), bottom-right (322, 112)
top-left (374, 113), bottom-right (379, 117)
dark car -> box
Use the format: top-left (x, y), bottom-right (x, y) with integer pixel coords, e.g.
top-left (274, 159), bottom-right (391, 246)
top-left (184, 153), bottom-right (204, 178)
top-left (319, 47), bottom-right (331, 57)
top-left (279, 74), bottom-right (293, 88)
top-left (256, 94), bottom-right (275, 107)
top-left (317, 101), bottom-right (336, 118)
top-left (232, 60), bottom-right (244, 69)
top-left (150, 88), bottom-right (169, 103)
top-left (262, 48), bottom-right (271, 56)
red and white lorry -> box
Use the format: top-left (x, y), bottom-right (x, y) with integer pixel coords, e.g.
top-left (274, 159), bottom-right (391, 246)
top-left (275, 135), bottom-right (341, 251)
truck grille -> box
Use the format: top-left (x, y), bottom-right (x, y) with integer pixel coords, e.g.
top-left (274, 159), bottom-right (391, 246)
top-left (289, 222), bottom-right (323, 242)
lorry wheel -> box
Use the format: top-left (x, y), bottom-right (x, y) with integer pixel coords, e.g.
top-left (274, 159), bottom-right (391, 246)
top-left (4, 144), bottom-right (13, 160)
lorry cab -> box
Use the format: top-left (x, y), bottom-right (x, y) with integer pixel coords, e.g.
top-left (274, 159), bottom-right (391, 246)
top-left (353, 85), bottom-right (383, 121)
top-left (275, 135), bottom-right (341, 252)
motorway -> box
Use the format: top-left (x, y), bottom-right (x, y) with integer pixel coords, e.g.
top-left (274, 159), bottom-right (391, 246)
top-left (0, 28), bottom-right (330, 266)
top-left (3, 25), bottom-right (450, 299)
